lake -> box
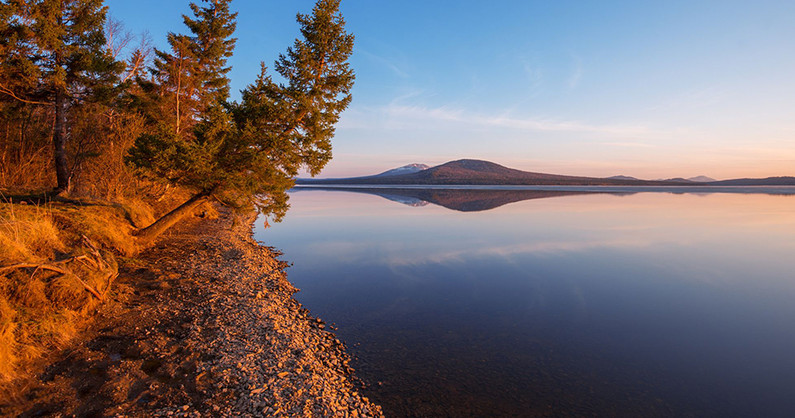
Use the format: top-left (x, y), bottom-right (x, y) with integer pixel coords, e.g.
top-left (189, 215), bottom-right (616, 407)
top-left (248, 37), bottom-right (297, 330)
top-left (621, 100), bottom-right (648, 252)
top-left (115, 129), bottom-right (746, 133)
top-left (253, 187), bottom-right (795, 417)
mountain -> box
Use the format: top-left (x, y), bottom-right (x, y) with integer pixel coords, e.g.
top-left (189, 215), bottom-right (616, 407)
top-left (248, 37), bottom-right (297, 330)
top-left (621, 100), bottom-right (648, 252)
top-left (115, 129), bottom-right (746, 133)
top-left (297, 159), bottom-right (794, 187)
top-left (374, 163), bottom-right (429, 177)
top-left (688, 175), bottom-right (716, 183)
top-left (708, 177), bottom-right (795, 186)
top-left (297, 159), bottom-right (693, 186)
top-left (657, 175), bottom-right (714, 183)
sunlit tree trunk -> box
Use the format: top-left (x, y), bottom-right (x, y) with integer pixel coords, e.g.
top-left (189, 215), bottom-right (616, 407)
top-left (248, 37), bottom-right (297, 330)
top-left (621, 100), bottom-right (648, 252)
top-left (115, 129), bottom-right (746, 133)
top-left (135, 189), bottom-right (213, 245)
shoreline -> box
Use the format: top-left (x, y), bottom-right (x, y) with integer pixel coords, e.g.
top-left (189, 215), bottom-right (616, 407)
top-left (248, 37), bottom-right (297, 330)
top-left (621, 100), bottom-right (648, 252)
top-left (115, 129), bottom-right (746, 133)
top-left (292, 183), bottom-right (795, 194)
top-left (1, 207), bottom-right (382, 417)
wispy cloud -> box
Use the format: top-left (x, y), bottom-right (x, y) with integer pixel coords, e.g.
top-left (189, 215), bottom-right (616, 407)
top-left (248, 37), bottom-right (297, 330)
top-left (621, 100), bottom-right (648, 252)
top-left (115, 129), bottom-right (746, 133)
top-left (521, 61), bottom-right (544, 94)
top-left (568, 54), bottom-right (583, 90)
top-left (388, 88), bottom-right (426, 105)
top-left (645, 86), bottom-right (729, 113)
top-left (379, 104), bottom-right (651, 137)
top-left (601, 141), bottom-right (657, 148)
top-left (357, 47), bottom-right (410, 79)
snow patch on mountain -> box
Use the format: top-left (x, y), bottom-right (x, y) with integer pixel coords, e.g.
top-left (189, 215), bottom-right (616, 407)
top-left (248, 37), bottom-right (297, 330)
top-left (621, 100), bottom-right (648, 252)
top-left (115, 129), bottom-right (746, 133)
top-left (375, 163), bottom-right (430, 177)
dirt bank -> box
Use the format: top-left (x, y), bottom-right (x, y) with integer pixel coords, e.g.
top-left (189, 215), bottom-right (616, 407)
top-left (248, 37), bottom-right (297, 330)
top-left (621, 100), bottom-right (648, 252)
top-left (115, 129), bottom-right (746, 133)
top-left (0, 208), bottom-right (383, 417)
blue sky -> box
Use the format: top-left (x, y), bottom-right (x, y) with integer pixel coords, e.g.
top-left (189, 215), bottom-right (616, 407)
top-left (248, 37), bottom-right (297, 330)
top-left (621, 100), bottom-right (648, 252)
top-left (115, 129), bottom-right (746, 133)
top-left (105, 0), bottom-right (795, 179)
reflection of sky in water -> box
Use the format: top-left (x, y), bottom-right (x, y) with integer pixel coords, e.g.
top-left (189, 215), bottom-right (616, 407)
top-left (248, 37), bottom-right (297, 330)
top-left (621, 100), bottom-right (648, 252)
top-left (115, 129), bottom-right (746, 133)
top-left (255, 191), bottom-right (795, 416)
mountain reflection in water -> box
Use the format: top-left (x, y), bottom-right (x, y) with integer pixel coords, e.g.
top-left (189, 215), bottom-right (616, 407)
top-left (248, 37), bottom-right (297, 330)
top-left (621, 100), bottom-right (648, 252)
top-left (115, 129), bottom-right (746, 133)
top-left (292, 184), bottom-right (795, 212)
top-left (292, 187), bottom-right (608, 211)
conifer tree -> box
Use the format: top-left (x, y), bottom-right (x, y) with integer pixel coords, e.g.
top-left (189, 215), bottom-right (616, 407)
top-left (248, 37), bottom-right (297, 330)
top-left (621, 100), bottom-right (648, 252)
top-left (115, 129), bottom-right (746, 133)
top-left (0, 0), bottom-right (122, 193)
top-left (240, 0), bottom-right (355, 178)
top-left (128, 0), bottom-right (354, 243)
top-left (146, 33), bottom-right (200, 136)
top-left (183, 0), bottom-right (236, 109)
top-left (0, 2), bottom-right (40, 106)
top-left (138, 0), bottom-right (236, 137)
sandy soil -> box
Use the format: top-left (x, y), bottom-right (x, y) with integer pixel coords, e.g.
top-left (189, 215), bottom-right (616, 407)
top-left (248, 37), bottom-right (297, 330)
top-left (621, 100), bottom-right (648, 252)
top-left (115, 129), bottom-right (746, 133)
top-left (0, 208), bottom-right (383, 417)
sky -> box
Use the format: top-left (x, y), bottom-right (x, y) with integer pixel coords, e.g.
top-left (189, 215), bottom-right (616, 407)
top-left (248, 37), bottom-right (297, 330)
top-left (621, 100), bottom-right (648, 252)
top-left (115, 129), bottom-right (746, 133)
top-left (104, 0), bottom-right (795, 180)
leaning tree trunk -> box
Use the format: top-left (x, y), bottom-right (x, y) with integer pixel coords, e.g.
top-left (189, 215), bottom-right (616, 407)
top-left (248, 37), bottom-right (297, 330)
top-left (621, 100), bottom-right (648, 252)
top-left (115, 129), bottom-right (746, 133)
top-left (53, 88), bottom-right (70, 193)
top-left (135, 190), bottom-right (213, 246)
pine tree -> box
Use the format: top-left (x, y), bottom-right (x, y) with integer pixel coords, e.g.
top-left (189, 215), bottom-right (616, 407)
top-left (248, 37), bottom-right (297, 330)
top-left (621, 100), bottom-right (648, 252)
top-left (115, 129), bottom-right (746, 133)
top-left (0, 0), bottom-right (122, 193)
top-left (146, 33), bottom-right (200, 136)
top-left (0, 1), bottom-right (41, 106)
top-left (240, 0), bottom-right (355, 178)
top-left (183, 0), bottom-right (236, 109)
top-left (139, 0), bottom-right (236, 137)
top-left (128, 0), bottom-right (355, 243)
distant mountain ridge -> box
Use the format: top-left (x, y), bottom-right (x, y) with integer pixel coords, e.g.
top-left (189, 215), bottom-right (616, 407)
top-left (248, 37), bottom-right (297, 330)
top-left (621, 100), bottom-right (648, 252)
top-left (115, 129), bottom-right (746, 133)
top-left (688, 175), bottom-right (716, 183)
top-left (709, 176), bottom-right (795, 186)
top-left (298, 159), bottom-right (691, 186)
top-left (612, 175), bottom-right (715, 183)
top-left (296, 159), bottom-right (794, 187)
top-left (374, 163), bottom-right (430, 177)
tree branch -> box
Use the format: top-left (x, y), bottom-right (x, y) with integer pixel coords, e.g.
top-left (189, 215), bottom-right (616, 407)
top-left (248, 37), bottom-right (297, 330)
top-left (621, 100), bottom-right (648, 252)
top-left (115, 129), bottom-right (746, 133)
top-left (0, 261), bottom-right (105, 301)
top-left (0, 83), bottom-right (51, 106)
top-left (0, 263), bottom-right (69, 275)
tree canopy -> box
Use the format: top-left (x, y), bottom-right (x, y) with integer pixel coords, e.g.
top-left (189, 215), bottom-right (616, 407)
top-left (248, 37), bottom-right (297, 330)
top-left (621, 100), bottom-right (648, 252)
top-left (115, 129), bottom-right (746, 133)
top-left (1, 0), bottom-right (123, 192)
top-left (0, 0), bottom-right (354, 244)
top-left (127, 0), bottom-right (355, 242)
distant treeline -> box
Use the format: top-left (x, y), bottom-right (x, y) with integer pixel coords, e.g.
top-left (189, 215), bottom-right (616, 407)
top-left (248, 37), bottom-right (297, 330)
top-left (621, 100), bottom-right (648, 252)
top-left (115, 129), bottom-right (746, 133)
top-left (0, 0), bottom-right (354, 240)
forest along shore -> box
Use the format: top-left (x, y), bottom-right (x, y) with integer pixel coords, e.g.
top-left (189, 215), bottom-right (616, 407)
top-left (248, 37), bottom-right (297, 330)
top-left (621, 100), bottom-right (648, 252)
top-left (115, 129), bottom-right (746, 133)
top-left (1, 208), bottom-right (383, 417)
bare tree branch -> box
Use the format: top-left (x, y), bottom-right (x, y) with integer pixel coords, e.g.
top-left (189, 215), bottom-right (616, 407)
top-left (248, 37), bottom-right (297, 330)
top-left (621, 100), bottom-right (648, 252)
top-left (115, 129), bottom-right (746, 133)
top-left (0, 83), bottom-right (50, 106)
top-left (105, 16), bottom-right (134, 59)
top-left (121, 32), bottom-right (153, 83)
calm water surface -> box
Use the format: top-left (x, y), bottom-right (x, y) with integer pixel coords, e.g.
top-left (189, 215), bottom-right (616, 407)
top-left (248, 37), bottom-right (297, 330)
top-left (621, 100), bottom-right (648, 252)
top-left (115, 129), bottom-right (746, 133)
top-left (254, 188), bottom-right (795, 417)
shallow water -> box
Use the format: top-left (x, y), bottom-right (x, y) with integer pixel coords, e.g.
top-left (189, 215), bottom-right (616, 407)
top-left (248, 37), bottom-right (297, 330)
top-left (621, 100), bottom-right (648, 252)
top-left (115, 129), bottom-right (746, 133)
top-left (254, 188), bottom-right (795, 417)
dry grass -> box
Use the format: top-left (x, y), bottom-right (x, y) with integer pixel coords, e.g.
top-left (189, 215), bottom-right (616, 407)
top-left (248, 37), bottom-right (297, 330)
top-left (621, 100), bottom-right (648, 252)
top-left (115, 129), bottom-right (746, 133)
top-left (0, 203), bottom-right (65, 265)
top-left (0, 199), bottom-right (136, 384)
top-left (118, 197), bottom-right (156, 229)
top-left (0, 146), bottom-right (54, 193)
top-left (0, 295), bottom-right (19, 380)
top-left (49, 203), bottom-right (139, 256)
top-left (0, 181), bottom-right (208, 386)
